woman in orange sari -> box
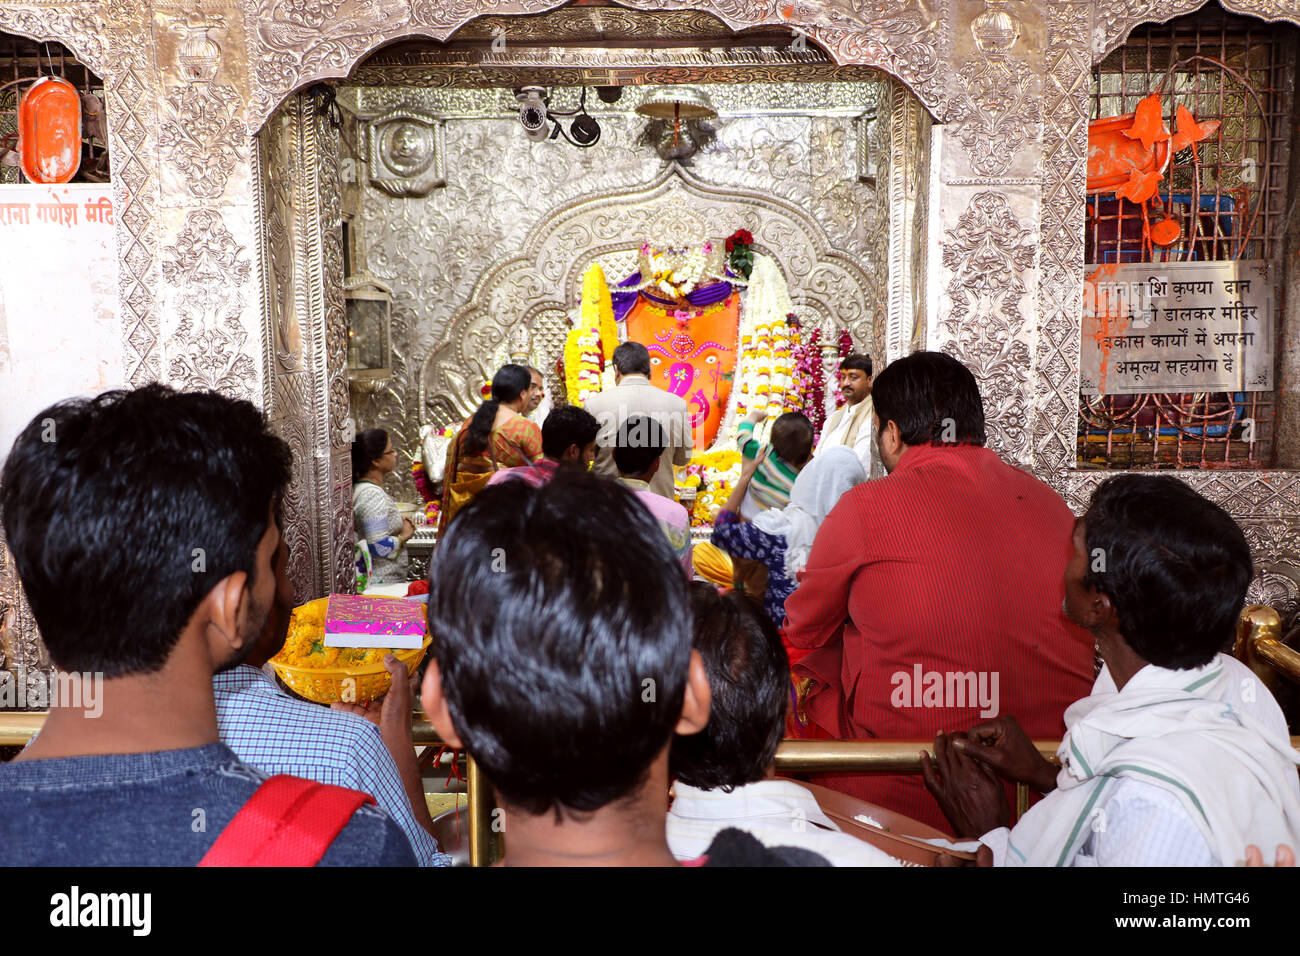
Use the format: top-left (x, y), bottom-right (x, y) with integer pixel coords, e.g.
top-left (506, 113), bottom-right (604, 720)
top-left (437, 363), bottom-right (542, 536)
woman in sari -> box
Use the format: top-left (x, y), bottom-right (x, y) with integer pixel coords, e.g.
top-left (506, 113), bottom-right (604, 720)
top-left (352, 428), bottom-right (415, 586)
top-left (437, 363), bottom-right (542, 536)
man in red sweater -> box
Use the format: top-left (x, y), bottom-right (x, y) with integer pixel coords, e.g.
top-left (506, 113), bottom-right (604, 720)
top-left (784, 351), bottom-right (1094, 833)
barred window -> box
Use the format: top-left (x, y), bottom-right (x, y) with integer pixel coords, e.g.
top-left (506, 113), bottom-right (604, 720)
top-left (1078, 5), bottom-right (1294, 469)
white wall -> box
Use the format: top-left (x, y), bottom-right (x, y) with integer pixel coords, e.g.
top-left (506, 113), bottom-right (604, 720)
top-left (0, 183), bottom-right (120, 460)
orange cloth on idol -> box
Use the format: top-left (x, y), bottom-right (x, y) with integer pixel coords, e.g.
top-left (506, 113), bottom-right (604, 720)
top-left (624, 292), bottom-right (740, 451)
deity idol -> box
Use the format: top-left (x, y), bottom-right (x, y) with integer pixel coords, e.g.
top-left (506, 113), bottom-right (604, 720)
top-left (624, 292), bottom-right (740, 450)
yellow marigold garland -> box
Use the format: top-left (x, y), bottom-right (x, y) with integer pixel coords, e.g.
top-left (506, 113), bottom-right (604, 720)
top-left (564, 326), bottom-right (604, 405)
top-left (581, 263), bottom-right (618, 362)
top-left (564, 328), bottom-right (585, 404)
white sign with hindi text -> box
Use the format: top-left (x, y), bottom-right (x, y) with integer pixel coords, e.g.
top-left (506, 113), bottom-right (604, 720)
top-left (1080, 260), bottom-right (1273, 395)
top-left (0, 183), bottom-right (121, 459)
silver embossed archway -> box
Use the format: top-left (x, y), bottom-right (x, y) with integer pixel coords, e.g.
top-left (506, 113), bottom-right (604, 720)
top-left (417, 162), bottom-right (879, 430)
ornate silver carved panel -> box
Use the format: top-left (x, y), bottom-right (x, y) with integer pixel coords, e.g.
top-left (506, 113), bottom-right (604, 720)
top-left (939, 190), bottom-right (1038, 465)
top-left (366, 107), bottom-right (447, 197)
top-left (416, 161), bottom-right (880, 433)
top-left (246, 0), bottom-right (954, 128)
top-left (160, 208), bottom-right (258, 395)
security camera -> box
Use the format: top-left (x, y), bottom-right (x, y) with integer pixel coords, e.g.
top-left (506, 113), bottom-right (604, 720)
top-left (570, 113), bottom-right (601, 147)
top-left (515, 86), bottom-right (550, 142)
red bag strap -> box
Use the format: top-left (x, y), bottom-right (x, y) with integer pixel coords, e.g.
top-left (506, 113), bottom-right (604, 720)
top-left (198, 775), bottom-right (375, 867)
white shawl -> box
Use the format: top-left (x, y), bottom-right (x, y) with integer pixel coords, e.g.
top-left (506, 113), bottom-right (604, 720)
top-left (751, 445), bottom-right (865, 577)
top-left (1004, 655), bottom-right (1300, 866)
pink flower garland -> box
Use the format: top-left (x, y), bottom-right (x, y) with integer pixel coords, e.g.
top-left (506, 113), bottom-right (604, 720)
top-left (411, 461), bottom-right (436, 504)
top-left (786, 316), bottom-right (828, 442)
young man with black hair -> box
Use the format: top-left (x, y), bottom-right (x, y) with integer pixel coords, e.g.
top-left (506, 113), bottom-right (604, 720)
top-left (614, 414), bottom-right (693, 578)
top-left (488, 404), bottom-right (599, 489)
top-left (814, 353), bottom-right (875, 473)
top-left (668, 583), bottom-right (896, 866)
top-left (784, 351), bottom-right (1094, 834)
top-left (586, 341), bottom-right (692, 498)
top-left (421, 473), bottom-right (827, 866)
top-left (0, 385), bottom-right (415, 866)
top-left (922, 475), bottom-right (1300, 866)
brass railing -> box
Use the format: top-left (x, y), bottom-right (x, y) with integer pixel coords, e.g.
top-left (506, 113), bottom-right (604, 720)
top-left (0, 711), bottom-right (1057, 866)
top-left (1235, 605), bottom-right (1300, 690)
top-left (5, 714), bottom-right (1300, 865)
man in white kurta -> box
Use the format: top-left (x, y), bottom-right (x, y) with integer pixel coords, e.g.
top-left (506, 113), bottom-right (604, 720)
top-left (975, 653), bottom-right (1299, 866)
top-left (921, 474), bottom-right (1300, 867)
top-left (815, 354), bottom-right (875, 475)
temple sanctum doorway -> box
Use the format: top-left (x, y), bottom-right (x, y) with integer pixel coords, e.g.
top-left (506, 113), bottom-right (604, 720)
top-left (254, 4), bottom-right (934, 602)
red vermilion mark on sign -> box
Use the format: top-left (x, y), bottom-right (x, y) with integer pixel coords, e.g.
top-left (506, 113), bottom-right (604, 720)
top-left (1086, 262), bottom-right (1125, 394)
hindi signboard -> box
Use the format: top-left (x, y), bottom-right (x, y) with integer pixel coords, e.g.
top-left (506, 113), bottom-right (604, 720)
top-left (0, 183), bottom-right (121, 458)
top-left (1080, 260), bottom-right (1273, 395)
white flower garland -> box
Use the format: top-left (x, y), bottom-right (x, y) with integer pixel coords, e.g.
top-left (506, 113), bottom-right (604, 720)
top-left (729, 254), bottom-right (797, 443)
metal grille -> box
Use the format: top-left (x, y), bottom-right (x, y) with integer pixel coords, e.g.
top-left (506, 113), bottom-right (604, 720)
top-left (1078, 8), bottom-right (1293, 469)
top-left (0, 33), bottom-right (109, 185)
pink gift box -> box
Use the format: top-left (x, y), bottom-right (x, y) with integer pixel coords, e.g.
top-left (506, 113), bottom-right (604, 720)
top-left (324, 594), bottom-right (426, 649)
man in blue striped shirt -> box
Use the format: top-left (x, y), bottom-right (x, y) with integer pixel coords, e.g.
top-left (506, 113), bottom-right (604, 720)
top-left (214, 532), bottom-right (451, 866)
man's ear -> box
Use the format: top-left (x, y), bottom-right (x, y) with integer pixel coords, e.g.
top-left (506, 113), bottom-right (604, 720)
top-left (876, 419), bottom-right (893, 451)
top-left (649, 453), bottom-right (663, 476)
top-left (203, 570), bottom-right (251, 664)
top-left (561, 444), bottom-right (579, 464)
top-left (421, 660), bottom-right (464, 749)
top-left (1090, 588), bottom-right (1120, 634)
top-left (674, 649), bottom-right (711, 737)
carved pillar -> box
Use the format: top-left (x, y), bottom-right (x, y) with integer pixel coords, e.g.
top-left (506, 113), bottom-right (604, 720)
top-left (929, 0), bottom-right (1043, 469)
top-left (1035, 1), bottom-right (1093, 487)
top-left (258, 94), bottom-right (354, 604)
top-left (884, 80), bottom-right (931, 364)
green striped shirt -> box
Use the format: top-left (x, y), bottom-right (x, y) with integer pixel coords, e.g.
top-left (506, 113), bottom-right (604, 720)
top-left (737, 420), bottom-right (799, 514)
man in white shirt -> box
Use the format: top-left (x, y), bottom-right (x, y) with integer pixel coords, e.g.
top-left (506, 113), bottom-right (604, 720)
top-left (920, 474), bottom-right (1300, 867)
top-left (668, 583), bottom-right (897, 866)
top-left (814, 354), bottom-right (875, 474)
